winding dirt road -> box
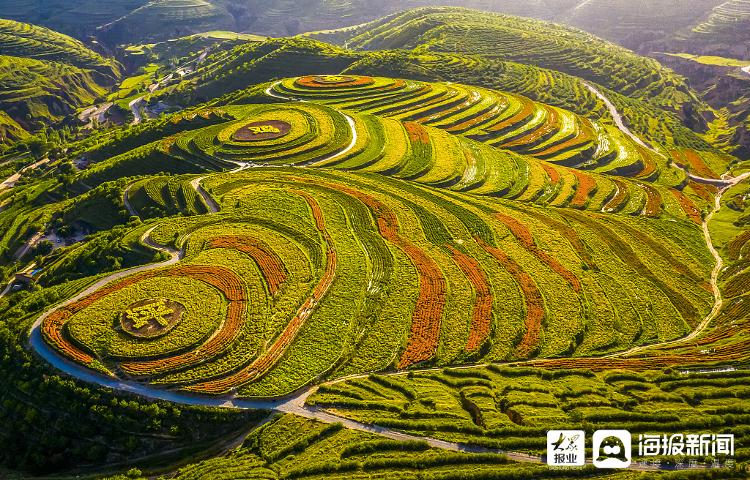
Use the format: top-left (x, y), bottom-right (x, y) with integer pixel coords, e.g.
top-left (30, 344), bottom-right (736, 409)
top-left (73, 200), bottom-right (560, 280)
top-left (189, 176), bottom-right (220, 213)
top-left (584, 81), bottom-right (750, 357)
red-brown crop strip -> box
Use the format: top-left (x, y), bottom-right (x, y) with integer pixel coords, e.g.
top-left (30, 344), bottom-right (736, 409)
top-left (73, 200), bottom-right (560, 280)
top-left (670, 189), bottom-right (702, 224)
top-left (445, 101), bottom-right (507, 133)
top-left (540, 163), bottom-right (562, 186)
top-left (310, 182), bottom-right (446, 369)
top-left (295, 75), bottom-right (374, 89)
top-left (404, 121), bottom-right (430, 144)
top-left (475, 237), bottom-right (544, 358)
top-left (42, 309), bottom-right (96, 366)
top-left (208, 236), bottom-right (287, 295)
top-left (687, 180), bottom-right (716, 203)
top-left (603, 179), bottom-right (629, 212)
top-left (569, 170), bottom-right (597, 209)
top-left (499, 106), bottom-right (559, 149)
top-left (641, 184), bottom-right (663, 217)
top-left (495, 213), bottom-right (581, 293)
top-left (675, 149), bottom-right (719, 179)
top-left (447, 245), bottom-right (492, 352)
top-left (531, 118), bottom-right (595, 157)
top-left (483, 96), bottom-right (535, 135)
top-left (119, 265), bottom-right (248, 376)
top-left (42, 265), bottom-right (247, 374)
top-left (187, 191), bottom-right (337, 394)
top-left (634, 145), bottom-right (658, 180)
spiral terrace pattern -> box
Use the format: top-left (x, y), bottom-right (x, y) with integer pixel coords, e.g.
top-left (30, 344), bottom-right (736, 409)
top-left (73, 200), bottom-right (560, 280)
top-left (34, 75), bottom-right (726, 399)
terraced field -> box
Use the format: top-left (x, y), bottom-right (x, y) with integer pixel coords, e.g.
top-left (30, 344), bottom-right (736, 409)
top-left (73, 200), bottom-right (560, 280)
top-left (692, 0), bottom-right (750, 41)
top-left (0, 55), bottom-right (109, 131)
top-left (43, 153), bottom-right (713, 396)
top-left (308, 7), bottom-right (707, 119)
top-left (0, 7), bottom-right (745, 473)
top-left (97, 0), bottom-right (235, 45)
top-left (81, 99), bottom-right (709, 221)
top-left (0, 19), bottom-right (120, 139)
top-left (270, 75), bottom-right (690, 185)
top-left (307, 367), bottom-right (750, 463)
top-left (0, 19), bottom-right (118, 77)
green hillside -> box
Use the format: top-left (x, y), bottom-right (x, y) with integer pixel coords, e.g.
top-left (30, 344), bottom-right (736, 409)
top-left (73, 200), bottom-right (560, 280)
top-left (0, 111), bottom-right (29, 145)
top-left (0, 5), bottom-right (748, 479)
top-left (36, 93), bottom-right (718, 398)
top-left (97, 0), bottom-right (236, 46)
top-left (155, 37), bottom-right (710, 154)
top-left (0, 19), bottom-right (120, 143)
top-left (0, 0), bottom-right (148, 37)
top-left (563, 0), bottom-right (723, 47)
top-left (0, 19), bottom-right (119, 78)
top-left (308, 7), bottom-right (709, 123)
top-left (0, 55), bottom-right (108, 130)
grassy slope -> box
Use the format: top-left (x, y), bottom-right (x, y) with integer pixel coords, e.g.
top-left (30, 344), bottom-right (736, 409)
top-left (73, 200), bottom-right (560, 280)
top-left (307, 8), bottom-right (708, 121)
top-left (0, 19), bottom-right (121, 140)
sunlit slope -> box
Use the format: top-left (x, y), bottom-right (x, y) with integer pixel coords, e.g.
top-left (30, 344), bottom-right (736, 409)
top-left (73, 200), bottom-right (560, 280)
top-left (0, 19), bottom-right (120, 140)
top-left (270, 76), bottom-right (692, 186)
top-left (309, 7), bottom-right (708, 120)
top-left (0, 19), bottom-right (119, 78)
top-left (0, 56), bottom-right (108, 132)
top-left (78, 101), bottom-right (708, 222)
top-left (40, 100), bottom-right (715, 398)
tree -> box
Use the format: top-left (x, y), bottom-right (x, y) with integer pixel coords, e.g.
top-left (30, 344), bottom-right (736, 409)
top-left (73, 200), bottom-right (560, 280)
top-left (33, 240), bottom-right (54, 257)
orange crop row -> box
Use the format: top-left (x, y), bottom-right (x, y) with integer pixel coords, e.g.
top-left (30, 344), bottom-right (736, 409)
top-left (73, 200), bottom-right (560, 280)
top-left (532, 118), bottom-right (595, 158)
top-left (641, 184), bottom-right (663, 217)
top-left (496, 213), bottom-right (581, 293)
top-left (540, 162), bottom-right (562, 185)
top-left (118, 265), bottom-right (248, 376)
top-left (602, 178), bottom-right (629, 212)
top-left (404, 121), bottom-right (430, 144)
top-left (209, 236), bottom-right (287, 295)
top-left (500, 106), bottom-right (559, 149)
top-left (418, 91), bottom-right (481, 124)
top-left (295, 75), bottom-right (374, 89)
top-left (569, 170), bottom-right (597, 209)
top-left (446, 103), bottom-right (506, 133)
top-left (673, 149), bottom-right (718, 179)
top-left (687, 180), bottom-right (716, 203)
top-left (324, 183), bottom-right (446, 369)
top-left (669, 189), bottom-right (702, 224)
top-left (448, 246), bottom-right (492, 352)
top-left (477, 238), bottom-right (544, 358)
top-left (189, 192), bottom-right (337, 394)
top-left (484, 96), bottom-right (535, 134)
top-left (41, 309), bottom-right (95, 365)
top-left (634, 146), bottom-right (658, 180)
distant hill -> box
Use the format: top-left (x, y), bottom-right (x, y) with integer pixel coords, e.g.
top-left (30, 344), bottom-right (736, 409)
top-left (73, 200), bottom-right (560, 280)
top-left (307, 7), bottom-right (710, 128)
top-left (0, 19), bottom-right (120, 143)
top-left (691, 0), bottom-right (750, 47)
top-left (0, 0), bottom-right (740, 51)
top-left (0, 0), bottom-right (147, 38)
